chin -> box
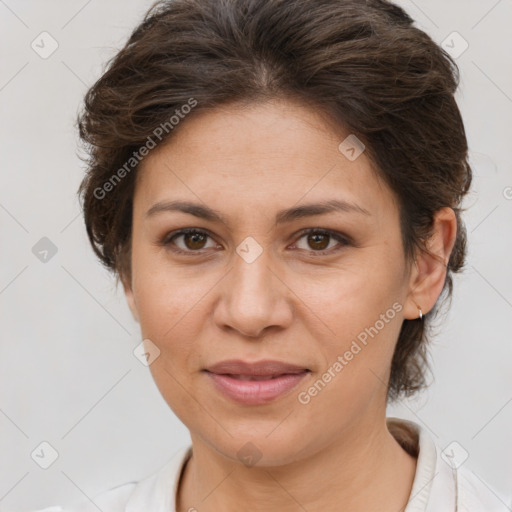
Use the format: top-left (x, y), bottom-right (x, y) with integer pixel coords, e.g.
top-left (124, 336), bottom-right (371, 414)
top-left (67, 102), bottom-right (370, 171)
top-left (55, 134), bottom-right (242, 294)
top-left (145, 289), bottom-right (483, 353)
top-left (194, 422), bottom-right (317, 468)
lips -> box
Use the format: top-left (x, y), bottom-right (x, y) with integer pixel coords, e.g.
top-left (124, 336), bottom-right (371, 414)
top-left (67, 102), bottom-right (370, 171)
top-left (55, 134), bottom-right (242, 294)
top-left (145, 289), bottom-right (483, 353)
top-left (204, 359), bottom-right (310, 405)
top-left (205, 359), bottom-right (310, 378)
top-left (228, 374), bottom-right (283, 381)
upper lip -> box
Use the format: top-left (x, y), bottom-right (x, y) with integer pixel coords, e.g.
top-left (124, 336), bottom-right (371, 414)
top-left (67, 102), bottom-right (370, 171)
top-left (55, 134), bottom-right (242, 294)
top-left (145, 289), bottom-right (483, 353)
top-left (205, 359), bottom-right (310, 376)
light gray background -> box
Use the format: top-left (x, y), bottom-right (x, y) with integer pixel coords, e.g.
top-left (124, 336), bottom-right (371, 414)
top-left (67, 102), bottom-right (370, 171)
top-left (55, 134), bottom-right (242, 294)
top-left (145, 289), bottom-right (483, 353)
top-left (1, 0), bottom-right (511, 510)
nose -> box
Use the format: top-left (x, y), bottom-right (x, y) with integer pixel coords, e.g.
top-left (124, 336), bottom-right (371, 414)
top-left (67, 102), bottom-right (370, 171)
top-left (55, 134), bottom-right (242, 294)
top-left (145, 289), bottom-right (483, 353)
top-left (213, 246), bottom-right (293, 339)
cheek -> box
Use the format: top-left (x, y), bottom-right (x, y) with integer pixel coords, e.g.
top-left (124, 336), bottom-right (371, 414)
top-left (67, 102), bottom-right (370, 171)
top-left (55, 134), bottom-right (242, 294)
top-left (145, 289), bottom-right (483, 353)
top-left (133, 268), bottom-right (207, 418)
top-left (131, 257), bottom-right (217, 374)
top-left (131, 247), bottom-right (198, 337)
top-left (294, 302), bottom-right (404, 435)
top-left (291, 252), bottom-right (405, 378)
top-left (289, 250), bottom-right (404, 327)
top-left (135, 283), bottom-right (201, 354)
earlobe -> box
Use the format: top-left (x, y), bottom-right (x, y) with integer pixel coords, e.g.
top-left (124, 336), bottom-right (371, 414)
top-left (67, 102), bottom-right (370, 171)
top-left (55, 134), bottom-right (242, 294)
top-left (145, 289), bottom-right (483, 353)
top-left (404, 207), bottom-right (457, 320)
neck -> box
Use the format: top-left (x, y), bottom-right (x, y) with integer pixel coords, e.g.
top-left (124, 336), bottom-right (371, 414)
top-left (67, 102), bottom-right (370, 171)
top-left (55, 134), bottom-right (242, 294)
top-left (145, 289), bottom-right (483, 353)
top-left (176, 417), bottom-right (417, 512)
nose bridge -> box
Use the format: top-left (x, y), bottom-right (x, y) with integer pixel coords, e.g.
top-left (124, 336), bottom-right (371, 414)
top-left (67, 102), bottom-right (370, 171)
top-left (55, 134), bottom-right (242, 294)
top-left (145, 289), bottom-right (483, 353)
top-left (215, 238), bottom-right (290, 338)
top-left (234, 240), bottom-right (273, 297)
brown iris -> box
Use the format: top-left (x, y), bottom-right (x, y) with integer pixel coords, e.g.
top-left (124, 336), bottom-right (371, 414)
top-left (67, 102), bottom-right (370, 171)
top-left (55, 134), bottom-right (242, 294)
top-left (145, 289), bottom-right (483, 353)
top-left (183, 232), bottom-right (208, 250)
top-left (306, 232), bottom-right (330, 251)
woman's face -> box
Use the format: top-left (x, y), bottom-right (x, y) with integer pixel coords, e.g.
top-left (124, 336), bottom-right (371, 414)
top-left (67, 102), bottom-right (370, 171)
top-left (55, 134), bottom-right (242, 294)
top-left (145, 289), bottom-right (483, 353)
top-left (124, 99), bottom-right (420, 465)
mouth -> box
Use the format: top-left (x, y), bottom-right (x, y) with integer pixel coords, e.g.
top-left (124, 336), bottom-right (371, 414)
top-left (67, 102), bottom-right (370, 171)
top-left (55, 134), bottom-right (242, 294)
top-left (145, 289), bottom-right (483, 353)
top-left (219, 373), bottom-right (303, 380)
top-left (204, 359), bottom-right (310, 376)
top-left (203, 359), bottom-right (311, 405)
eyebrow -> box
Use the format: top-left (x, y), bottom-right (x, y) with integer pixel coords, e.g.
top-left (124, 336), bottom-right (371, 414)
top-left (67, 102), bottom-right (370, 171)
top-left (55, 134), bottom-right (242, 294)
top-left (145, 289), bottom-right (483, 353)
top-left (145, 199), bottom-right (371, 224)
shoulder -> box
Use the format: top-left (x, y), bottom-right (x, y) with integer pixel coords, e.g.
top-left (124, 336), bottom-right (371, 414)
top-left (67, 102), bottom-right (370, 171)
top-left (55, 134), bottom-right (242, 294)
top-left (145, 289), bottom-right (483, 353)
top-left (32, 482), bottom-right (136, 512)
top-left (427, 436), bottom-right (512, 511)
top-left (456, 464), bottom-right (512, 511)
top-left (31, 445), bottom-right (193, 512)
top-left (387, 417), bottom-right (512, 512)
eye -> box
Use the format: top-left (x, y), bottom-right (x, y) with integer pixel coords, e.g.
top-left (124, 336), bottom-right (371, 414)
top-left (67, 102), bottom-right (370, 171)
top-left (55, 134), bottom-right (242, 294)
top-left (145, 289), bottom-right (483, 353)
top-left (292, 228), bottom-right (350, 255)
top-left (161, 227), bottom-right (350, 256)
top-left (162, 228), bottom-right (219, 254)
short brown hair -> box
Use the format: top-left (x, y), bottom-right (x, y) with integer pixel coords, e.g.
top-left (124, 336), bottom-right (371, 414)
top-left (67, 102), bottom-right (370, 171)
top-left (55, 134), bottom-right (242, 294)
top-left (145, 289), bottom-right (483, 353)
top-left (77, 0), bottom-right (472, 402)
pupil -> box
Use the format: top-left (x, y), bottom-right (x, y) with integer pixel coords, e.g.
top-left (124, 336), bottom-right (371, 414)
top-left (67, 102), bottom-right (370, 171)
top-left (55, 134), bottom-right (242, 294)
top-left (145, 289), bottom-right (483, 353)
top-left (185, 232), bottom-right (206, 250)
top-left (309, 233), bottom-right (329, 250)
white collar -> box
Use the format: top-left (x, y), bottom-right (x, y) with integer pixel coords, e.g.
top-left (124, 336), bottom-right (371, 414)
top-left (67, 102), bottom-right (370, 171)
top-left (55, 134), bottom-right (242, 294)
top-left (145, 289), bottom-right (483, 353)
top-left (125, 443), bottom-right (192, 512)
top-left (387, 417), bottom-right (457, 511)
top-left (122, 417), bottom-right (509, 511)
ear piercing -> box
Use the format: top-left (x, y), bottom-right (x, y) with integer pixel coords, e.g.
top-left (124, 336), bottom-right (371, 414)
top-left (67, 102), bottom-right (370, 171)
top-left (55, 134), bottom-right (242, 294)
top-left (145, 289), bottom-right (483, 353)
top-left (416, 304), bottom-right (423, 320)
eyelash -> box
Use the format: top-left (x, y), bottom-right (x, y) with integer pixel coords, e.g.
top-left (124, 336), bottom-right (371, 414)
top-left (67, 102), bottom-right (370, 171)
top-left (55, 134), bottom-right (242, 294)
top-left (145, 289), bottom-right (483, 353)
top-left (160, 227), bottom-right (351, 256)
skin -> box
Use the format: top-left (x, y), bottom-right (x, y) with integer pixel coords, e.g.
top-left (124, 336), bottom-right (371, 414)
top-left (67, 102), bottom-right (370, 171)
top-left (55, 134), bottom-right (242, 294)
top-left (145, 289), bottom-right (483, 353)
top-left (122, 98), bottom-right (457, 512)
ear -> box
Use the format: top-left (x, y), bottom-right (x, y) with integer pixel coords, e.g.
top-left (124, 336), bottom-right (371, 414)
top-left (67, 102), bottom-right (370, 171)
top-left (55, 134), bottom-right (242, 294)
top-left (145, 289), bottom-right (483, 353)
top-left (121, 275), bottom-right (140, 323)
top-left (403, 207), bottom-right (458, 320)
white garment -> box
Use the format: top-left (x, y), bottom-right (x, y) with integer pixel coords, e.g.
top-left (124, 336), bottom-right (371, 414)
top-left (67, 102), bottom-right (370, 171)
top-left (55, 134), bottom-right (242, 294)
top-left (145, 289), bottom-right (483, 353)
top-left (34, 418), bottom-right (511, 512)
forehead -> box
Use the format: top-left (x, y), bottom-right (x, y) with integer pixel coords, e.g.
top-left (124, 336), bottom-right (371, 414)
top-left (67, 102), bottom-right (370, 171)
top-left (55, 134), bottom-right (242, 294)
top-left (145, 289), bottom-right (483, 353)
top-left (134, 100), bottom-right (397, 224)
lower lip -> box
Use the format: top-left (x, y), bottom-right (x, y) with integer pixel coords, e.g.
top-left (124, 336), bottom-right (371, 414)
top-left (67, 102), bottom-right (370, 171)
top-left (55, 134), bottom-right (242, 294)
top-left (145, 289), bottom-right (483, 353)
top-left (205, 371), bottom-right (309, 405)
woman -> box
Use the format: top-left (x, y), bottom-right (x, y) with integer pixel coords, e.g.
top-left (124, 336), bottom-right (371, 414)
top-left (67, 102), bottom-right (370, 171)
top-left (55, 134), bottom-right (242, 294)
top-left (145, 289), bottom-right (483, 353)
top-left (35, 0), bottom-right (511, 510)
